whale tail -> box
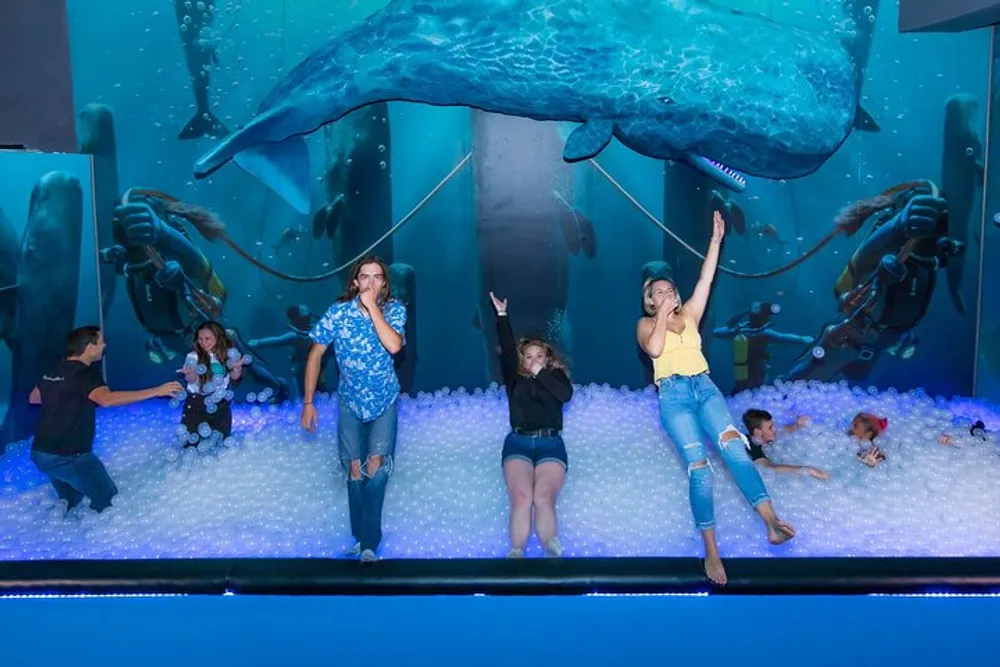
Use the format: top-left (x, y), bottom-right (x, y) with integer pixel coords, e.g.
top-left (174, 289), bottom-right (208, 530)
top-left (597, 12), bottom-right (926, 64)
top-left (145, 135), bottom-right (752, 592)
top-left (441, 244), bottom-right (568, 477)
top-left (193, 105), bottom-right (312, 215)
top-left (854, 104), bottom-right (879, 132)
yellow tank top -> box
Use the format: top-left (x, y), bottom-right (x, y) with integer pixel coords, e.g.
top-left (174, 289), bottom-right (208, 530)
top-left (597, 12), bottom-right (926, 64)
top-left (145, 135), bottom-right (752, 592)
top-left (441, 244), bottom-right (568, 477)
top-left (652, 314), bottom-right (710, 382)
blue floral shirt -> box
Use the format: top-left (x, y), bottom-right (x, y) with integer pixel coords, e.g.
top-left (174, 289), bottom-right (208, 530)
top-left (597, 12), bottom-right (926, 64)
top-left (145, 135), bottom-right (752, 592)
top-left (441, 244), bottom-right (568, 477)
top-left (309, 297), bottom-right (407, 422)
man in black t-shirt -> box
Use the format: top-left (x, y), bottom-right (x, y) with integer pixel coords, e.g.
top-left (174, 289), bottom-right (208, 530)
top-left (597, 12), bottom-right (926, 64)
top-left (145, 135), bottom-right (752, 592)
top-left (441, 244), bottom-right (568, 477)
top-left (29, 326), bottom-right (182, 512)
top-left (741, 409), bottom-right (829, 481)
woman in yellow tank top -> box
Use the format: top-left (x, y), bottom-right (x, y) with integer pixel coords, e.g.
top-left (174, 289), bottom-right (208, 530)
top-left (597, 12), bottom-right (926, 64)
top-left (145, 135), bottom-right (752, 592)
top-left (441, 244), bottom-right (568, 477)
top-left (636, 211), bottom-right (795, 586)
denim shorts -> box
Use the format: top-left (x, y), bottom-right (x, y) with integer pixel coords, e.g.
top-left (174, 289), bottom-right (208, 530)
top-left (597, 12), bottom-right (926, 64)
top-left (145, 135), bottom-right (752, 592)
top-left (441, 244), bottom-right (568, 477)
top-left (501, 430), bottom-right (568, 469)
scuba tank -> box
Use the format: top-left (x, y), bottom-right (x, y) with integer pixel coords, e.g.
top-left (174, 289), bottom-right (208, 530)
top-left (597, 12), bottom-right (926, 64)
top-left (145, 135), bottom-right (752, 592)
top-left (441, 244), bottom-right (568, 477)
top-left (733, 332), bottom-right (749, 383)
top-left (730, 302), bottom-right (777, 383)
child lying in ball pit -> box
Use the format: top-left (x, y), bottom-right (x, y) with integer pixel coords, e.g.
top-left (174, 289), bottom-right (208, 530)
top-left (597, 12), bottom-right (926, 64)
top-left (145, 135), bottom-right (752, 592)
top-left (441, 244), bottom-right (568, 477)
top-left (851, 412), bottom-right (954, 467)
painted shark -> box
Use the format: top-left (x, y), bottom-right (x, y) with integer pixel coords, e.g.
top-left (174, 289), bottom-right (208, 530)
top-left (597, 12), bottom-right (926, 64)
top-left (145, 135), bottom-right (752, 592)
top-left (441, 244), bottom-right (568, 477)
top-left (194, 0), bottom-right (860, 213)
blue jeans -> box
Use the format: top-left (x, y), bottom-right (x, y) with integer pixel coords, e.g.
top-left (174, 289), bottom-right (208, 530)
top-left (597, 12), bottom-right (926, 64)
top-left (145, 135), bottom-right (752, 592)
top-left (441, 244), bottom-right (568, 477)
top-left (338, 398), bottom-right (398, 553)
top-left (30, 450), bottom-right (119, 512)
top-left (657, 373), bottom-right (769, 530)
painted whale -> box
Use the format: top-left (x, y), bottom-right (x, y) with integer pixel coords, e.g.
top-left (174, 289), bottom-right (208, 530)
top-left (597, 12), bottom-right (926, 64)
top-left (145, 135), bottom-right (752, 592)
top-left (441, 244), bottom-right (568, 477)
top-left (194, 0), bottom-right (860, 213)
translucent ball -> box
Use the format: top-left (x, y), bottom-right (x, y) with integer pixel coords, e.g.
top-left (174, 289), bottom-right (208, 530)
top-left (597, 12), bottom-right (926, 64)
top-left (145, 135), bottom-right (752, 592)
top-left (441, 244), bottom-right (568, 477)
top-left (198, 423), bottom-right (212, 437)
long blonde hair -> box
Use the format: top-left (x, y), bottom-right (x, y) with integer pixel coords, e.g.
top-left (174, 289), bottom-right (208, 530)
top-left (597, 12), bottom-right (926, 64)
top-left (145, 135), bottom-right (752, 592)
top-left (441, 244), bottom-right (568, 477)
top-left (516, 337), bottom-right (570, 379)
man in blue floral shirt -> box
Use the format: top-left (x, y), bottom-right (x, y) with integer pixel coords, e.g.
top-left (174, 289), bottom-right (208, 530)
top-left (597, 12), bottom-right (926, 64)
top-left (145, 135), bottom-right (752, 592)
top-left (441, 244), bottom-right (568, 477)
top-left (301, 255), bottom-right (407, 563)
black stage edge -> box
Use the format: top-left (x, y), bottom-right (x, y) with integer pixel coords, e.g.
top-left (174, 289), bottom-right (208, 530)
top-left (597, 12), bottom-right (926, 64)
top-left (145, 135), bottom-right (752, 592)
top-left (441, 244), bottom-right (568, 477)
top-left (2, 558), bottom-right (1000, 596)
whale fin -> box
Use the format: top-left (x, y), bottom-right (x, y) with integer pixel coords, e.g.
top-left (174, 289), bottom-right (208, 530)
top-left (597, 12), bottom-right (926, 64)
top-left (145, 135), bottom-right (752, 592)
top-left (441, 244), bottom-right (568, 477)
top-left (854, 104), bottom-right (880, 132)
top-left (194, 104), bottom-right (298, 177)
top-left (232, 135), bottom-right (311, 214)
top-left (563, 119), bottom-right (614, 162)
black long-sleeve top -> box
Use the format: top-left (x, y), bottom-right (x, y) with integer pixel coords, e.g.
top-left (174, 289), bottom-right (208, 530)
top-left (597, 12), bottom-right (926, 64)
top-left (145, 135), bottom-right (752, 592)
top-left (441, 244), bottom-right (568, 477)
top-left (497, 314), bottom-right (573, 431)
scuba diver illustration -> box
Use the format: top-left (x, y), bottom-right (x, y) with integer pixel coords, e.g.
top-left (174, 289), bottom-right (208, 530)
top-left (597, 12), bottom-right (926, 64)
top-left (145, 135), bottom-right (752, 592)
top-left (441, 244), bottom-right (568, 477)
top-left (96, 150), bottom-right (472, 402)
top-left (99, 188), bottom-right (290, 401)
top-left (713, 301), bottom-right (812, 394)
top-left (782, 180), bottom-right (965, 383)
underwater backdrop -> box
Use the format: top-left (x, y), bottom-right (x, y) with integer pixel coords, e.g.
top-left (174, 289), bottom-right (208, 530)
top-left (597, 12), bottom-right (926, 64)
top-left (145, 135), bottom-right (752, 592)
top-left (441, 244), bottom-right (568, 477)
top-left (2, 0), bottom-right (997, 443)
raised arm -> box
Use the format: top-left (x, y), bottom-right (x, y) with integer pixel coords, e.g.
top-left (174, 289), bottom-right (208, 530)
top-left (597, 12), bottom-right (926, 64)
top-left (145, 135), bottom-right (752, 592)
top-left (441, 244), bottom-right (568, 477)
top-left (490, 292), bottom-right (518, 387)
top-left (683, 210), bottom-right (725, 326)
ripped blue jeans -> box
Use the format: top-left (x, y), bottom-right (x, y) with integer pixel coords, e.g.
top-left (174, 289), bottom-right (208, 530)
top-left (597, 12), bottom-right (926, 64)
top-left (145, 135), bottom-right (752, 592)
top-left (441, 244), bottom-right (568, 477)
top-left (657, 373), bottom-right (770, 530)
top-left (338, 398), bottom-right (398, 553)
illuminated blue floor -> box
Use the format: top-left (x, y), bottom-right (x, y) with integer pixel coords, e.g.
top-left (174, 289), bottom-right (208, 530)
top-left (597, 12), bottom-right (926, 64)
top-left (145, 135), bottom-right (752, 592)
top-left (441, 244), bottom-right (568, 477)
top-left (1, 381), bottom-right (998, 560)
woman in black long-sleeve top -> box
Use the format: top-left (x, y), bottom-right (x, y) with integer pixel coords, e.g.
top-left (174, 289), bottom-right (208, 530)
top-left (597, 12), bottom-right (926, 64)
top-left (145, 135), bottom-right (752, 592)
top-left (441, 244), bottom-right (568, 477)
top-left (489, 291), bottom-right (574, 558)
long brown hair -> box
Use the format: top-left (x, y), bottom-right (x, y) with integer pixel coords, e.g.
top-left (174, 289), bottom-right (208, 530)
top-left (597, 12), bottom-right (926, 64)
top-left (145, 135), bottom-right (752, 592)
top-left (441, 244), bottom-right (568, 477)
top-left (516, 337), bottom-right (570, 379)
top-left (338, 255), bottom-right (394, 304)
top-left (126, 188), bottom-right (228, 242)
top-left (193, 321), bottom-right (235, 384)
top-left (834, 180), bottom-right (932, 235)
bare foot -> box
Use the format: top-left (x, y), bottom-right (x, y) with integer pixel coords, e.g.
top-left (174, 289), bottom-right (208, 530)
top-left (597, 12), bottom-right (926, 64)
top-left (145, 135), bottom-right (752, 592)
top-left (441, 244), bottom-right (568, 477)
top-left (767, 519), bottom-right (796, 545)
top-left (703, 554), bottom-right (728, 585)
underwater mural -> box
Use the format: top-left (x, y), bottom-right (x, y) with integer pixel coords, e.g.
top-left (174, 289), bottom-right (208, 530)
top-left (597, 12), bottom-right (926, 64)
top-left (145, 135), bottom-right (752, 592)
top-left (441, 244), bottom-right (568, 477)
top-left (44, 0), bottom-right (989, 401)
top-left (192, 0), bottom-right (867, 213)
top-left (0, 151), bottom-right (102, 450)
